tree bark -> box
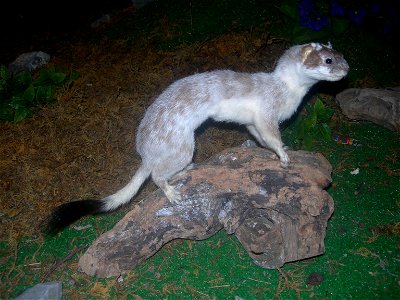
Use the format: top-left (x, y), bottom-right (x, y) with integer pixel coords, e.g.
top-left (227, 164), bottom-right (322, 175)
top-left (78, 144), bottom-right (334, 278)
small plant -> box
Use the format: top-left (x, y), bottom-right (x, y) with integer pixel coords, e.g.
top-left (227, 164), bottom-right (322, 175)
top-left (292, 96), bottom-right (334, 149)
top-left (0, 65), bottom-right (79, 123)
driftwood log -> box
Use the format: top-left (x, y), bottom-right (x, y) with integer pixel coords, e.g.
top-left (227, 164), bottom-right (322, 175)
top-left (336, 87), bottom-right (400, 132)
top-left (78, 143), bottom-right (334, 278)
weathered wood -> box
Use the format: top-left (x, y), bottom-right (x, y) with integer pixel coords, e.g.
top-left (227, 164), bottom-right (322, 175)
top-left (78, 144), bottom-right (334, 278)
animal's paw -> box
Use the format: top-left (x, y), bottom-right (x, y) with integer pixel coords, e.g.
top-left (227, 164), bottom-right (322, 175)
top-left (170, 192), bottom-right (182, 204)
top-left (280, 152), bottom-right (290, 168)
top-left (165, 187), bottom-right (182, 204)
top-left (185, 163), bottom-right (195, 171)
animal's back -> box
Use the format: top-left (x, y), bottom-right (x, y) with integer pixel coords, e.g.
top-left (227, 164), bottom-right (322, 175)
top-left (136, 70), bottom-right (261, 158)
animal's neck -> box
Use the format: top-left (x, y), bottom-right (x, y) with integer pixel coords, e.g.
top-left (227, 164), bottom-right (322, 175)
top-left (272, 64), bottom-right (318, 122)
top-left (275, 64), bottom-right (318, 102)
top-left (275, 63), bottom-right (317, 93)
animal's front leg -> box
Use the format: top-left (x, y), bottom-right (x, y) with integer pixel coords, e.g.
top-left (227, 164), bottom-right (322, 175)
top-left (247, 122), bottom-right (289, 168)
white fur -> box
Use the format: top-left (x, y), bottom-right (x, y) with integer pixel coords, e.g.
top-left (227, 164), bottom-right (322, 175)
top-left (101, 42), bottom-right (349, 210)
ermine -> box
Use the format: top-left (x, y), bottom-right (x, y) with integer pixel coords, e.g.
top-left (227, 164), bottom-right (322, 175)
top-left (47, 42), bottom-right (349, 233)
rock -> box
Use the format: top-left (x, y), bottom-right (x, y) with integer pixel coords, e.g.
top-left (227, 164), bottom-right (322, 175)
top-left (15, 281), bottom-right (62, 300)
top-left (90, 15), bottom-right (111, 28)
top-left (8, 51), bottom-right (50, 75)
top-left (131, 0), bottom-right (155, 9)
top-left (336, 87), bottom-right (400, 132)
top-left (78, 145), bottom-right (334, 278)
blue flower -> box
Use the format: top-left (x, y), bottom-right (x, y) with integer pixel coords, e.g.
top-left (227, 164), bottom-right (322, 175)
top-left (298, 0), bottom-right (315, 18)
top-left (330, 0), bottom-right (345, 17)
top-left (370, 4), bottom-right (381, 16)
top-left (381, 4), bottom-right (399, 34)
top-left (348, 8), bottom-right (367, 26)
top-left (308, 15), bottom-right (329, 31)
top-left (298, 0), bottom-right (330, 31)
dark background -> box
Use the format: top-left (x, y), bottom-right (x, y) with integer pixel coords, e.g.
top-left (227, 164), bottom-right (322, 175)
top-left (0, 0), bottom-right (132, 63)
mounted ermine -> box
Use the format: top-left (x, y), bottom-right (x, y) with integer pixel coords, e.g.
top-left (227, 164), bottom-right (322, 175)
top-left (47, 42), bottom-right (349, 233)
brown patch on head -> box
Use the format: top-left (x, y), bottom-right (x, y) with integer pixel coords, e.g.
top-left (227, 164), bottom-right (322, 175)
top-left (319, 47), bottom-right (338, 59)
top-left (301, 44), bottom-right (344, 70)
top-left (301, 45), bottom-right (314, 62)
top-left (301, 45), bottom-right (322, 68)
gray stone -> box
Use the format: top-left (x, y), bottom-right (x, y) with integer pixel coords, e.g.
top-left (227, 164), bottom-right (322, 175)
top-left (15, 281), bottom-right (62, 300)
top-left (131, 0), bottom-right (155, 8)
top-left (8, 51), bottom-right (50, 75)
top-left (90, 14), bottom-right (111, 28)
top-left (336, 87), bottom-right (400, 132)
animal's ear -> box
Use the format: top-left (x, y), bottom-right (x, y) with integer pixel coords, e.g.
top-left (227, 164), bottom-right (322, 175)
top-left (301, 44), bottom-right (315, 63)
top-left (325, 41), bottom-right (333, 49)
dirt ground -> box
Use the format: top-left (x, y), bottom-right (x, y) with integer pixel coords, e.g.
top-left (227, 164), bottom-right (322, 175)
top-left (0, 29), bottom-right (288, 242)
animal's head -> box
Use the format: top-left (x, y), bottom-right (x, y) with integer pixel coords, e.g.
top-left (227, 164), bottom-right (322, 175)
top-left (300, 42), bottom-right (349, 81)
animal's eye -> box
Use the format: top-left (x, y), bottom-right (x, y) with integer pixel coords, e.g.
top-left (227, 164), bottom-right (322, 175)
top-left (325, 58), bottom-right (333, 64)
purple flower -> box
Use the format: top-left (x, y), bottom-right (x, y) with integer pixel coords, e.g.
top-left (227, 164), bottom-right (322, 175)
top-left (298, 0), bottom-right (330, 31)
top-left (348, 8), bottom-right (367, 26)
top-left (330, 0), bottom-right (345, 17)
top-left (381, 4), bottom-right (399, 34)
top-left (370, 4), bottom-right (381, 16)
top-left (308, 15), bottom-right (329, 30)
top-left (383, 23), bottom-right (392, 34)
top-left (298, 0), bottom-right (315, 19)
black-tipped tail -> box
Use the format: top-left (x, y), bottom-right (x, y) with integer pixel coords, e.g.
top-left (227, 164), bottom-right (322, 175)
top-left (46, 199), bottom-right (106, 235)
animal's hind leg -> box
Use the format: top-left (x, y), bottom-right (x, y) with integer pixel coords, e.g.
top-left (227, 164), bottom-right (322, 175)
top-left (153, 179), bottom-right (182, 203)
top-left (147, 132), bottom-right (194, 203)
top-left (151, 149), bottom-right (194, 203)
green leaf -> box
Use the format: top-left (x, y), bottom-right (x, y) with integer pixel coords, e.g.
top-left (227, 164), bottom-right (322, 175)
top-left (319, 123), bottom-right (332, 141)
top-left (303, 135), bottom-right (314, 150)
top-left (14, 107), bottom-right (31, 123)
top-left (68, 70), bottom-right (80, 81)
top-left (278, 2), bottom-right (299, 21)
top-left (314, 98), bottom-right (326, 115)
top-left (51, 72), bottom-right (66, 85)
top-left (0, 65), bottom-right (10, 80)
top-left (0, 105), bottom-right (14, 121)
top-left (304, 103), bottom-right (313, 115)
top-left (23, 84), bottom-right (36, 102)
top-left (331, 18), bottom-right (350, 36)
top-left (304, 111), bottom-right (317, 131)
top-left (295, 117), bottom-right (306, 138)
top-left (313, 98), bottom-right (334, 122)
top-left (12, 71), bottom-right (32, 91)
top-left (36, 85), bottom-right (55, 103)
top-left (34, 66), bottom-right (56, 86)
top-left (55, 65), bottom-right (64, 73)
top-left (318, 107), bottom-right (334, 123)
top-left (47, 65), bottom-right (55, 73)
top-left (0, 79), bottom-right (9, 100)
top-left (8, 95), bottom-right (26, 109)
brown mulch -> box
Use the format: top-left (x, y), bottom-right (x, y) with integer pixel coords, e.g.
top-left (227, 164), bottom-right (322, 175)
top-left (0, 29), bottom-right (288, 242)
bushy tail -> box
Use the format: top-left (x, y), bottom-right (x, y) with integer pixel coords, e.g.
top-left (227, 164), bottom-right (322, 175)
top-left (46, 165), bottom-right (151, 234)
